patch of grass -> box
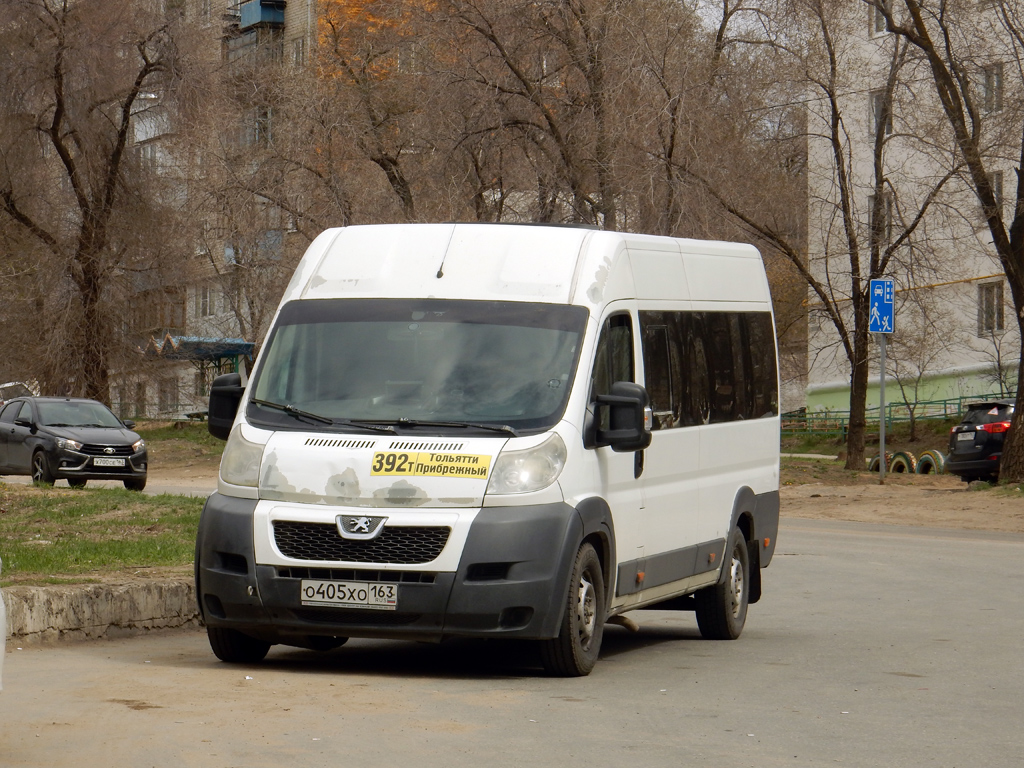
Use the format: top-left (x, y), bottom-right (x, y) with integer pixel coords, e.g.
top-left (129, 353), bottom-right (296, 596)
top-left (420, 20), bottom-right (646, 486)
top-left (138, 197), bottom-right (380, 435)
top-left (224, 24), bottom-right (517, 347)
top-left (0, 482), bottom-right (202, 586)
top-left (995, 482), bottom-right (1024, 495)
top-left (135, 420), bottom-right (224, 453)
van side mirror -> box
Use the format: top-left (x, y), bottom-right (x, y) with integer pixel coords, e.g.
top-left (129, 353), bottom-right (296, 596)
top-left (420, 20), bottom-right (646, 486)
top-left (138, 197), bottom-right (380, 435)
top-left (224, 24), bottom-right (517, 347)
top-left (586, 381), bottom-right (653, 453)
top-left (208, 372), bottom-right (245, 440)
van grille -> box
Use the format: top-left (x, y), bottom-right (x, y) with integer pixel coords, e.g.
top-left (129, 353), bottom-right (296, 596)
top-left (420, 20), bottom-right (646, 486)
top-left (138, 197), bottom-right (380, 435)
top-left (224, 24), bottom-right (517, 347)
top-left (276, 566), bottom-right (435, 584)
top-left (273, 522), bottom-right (450, 564)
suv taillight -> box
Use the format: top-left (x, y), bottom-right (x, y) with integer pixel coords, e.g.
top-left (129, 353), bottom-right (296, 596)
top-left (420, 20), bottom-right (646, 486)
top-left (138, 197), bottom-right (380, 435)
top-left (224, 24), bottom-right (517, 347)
top-left (978, 421), bottom-right (1012, 434)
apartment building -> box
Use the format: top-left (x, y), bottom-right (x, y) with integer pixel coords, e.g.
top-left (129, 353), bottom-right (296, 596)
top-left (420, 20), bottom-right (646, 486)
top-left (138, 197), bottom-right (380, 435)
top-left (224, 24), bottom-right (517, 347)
top-left (113, 0), bottom-right (316, 419)
top-left (803, 2), bottom-right (1019, 414)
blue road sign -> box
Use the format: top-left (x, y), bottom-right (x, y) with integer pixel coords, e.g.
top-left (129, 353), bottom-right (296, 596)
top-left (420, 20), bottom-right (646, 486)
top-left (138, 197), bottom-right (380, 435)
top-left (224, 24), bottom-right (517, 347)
top-left (869, 278), bottom-right (895, 333)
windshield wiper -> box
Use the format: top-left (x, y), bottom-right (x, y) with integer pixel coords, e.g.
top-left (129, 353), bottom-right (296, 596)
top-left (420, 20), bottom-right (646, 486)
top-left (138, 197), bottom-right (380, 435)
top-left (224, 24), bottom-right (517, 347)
top-left (251, 398), bottom-right (334, 425)
top-left (251, 399), bottom-right (397, 433)
top-left (388, 417), bottom-right (520, 437)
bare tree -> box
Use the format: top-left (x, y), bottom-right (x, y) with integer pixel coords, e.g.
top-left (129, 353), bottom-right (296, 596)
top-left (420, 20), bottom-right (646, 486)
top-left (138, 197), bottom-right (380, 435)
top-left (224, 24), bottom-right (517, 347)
top-left (681, 0), bottom-right (960, 469)
top-left (873, 0), bottom-right (1024, 481)
top-left (884, 291), bottom-right (956, 440)
top-left (0, 0), bottom-right (183, 402)
top-left (442, 0), bottom-right (636, 227)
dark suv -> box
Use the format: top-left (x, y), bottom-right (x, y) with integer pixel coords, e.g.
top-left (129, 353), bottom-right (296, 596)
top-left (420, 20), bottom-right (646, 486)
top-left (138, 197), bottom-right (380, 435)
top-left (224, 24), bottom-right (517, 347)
top-left (0, 397), bottom-right (148, 490)
top-left (946, 399), bottom-right (1015, 483)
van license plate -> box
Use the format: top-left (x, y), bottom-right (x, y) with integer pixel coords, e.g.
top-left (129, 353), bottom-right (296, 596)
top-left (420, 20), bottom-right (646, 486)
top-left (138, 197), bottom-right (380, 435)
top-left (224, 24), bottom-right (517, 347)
top-left (300, 580), bottom-right (398, 610)
top-left (93, 457), bottom-right (126, 467)
top-left (957, 432), bottom-right (975, 442)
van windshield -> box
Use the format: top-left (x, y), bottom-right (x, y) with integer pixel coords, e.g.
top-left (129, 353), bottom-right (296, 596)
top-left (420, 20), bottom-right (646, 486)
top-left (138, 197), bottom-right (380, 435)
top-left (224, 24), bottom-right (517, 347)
top-left (248, 299), bottom-right (588, 434)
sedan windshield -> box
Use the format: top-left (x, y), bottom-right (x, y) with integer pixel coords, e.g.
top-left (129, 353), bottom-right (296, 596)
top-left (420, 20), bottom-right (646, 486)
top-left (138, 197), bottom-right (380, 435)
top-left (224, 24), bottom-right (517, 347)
top-left (249, 298), bottom-right (588, 433)
top-left (37, 401), bottom-right (124, 428)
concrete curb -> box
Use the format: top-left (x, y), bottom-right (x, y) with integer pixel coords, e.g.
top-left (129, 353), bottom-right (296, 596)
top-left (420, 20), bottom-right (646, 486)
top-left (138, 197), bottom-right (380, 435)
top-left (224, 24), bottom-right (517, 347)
top-left (2, 581), bottom-right (199, 645)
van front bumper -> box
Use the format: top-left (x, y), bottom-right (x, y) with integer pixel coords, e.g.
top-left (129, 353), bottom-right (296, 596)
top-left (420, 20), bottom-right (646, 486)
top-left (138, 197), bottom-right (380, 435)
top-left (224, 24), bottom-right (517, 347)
top-left (196, 493), bottom-right (583, 645)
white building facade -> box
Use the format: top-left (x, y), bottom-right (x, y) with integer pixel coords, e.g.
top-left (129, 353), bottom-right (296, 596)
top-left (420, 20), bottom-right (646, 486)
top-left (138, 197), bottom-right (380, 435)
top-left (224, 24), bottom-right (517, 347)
top-left (804, 2), bottom-right (1019, 415)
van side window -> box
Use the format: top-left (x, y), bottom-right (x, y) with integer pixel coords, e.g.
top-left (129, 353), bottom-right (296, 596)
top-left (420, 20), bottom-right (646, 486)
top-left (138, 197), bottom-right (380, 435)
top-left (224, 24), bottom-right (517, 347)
top-left (746, 313), bottom-right (779, 417)
top-left (590, 314), bottom-right (634, 429)
top-left (642, 323), bottom-right (675, 429)
top-left (640, 310), bottom-right (778, 429)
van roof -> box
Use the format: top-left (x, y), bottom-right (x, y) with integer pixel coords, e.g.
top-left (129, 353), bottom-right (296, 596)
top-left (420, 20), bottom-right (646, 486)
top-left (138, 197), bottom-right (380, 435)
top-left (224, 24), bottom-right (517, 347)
top-left (284, 223), bottom-right (769, 310)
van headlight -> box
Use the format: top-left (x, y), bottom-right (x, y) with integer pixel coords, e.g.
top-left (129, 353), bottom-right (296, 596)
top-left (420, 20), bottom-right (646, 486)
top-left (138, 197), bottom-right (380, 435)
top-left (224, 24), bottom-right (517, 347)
top-left (220, 424), bottom-right (263, 487)
top-left (486, 434), bottom-right (567, 495)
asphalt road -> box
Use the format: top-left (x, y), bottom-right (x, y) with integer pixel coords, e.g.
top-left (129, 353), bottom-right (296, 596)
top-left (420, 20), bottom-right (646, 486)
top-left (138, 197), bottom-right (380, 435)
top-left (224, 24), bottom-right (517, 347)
top-left (1, 518), bottom-right (1022, 768)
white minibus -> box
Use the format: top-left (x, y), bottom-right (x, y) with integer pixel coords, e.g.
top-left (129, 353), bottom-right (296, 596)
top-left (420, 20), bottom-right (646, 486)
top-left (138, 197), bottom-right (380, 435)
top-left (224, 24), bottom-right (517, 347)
top-left (197, 223), bottom-right (780, 676)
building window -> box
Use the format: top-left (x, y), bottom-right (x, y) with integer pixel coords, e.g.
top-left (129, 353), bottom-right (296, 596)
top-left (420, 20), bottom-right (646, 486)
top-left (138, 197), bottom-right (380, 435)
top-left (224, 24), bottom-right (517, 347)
top-left (244, 106), bottom-right (273, 147)
top-left (197, 284), bottom-right (215, 318)
top-left (137, 141), bottom-right (158, 169)
top-left (983, 63), bottom-right (1003, 113)
top-left (291, 37), bottom-right (305, 67)
top-left (870, 1), bottom-right (889, 35)
top-left (978, 281), bottom-right (1004, 336)
top-left (870, 89), bottom-right (892, 135)
top-left (159, 378), bottom-right (179, 413)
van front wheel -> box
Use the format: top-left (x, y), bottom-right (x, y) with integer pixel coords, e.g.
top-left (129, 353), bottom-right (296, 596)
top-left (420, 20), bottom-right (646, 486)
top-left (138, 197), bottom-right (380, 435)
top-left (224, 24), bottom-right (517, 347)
top-left (695, 527), bottom-right (749, 640)
top-left (207, 626), bottom-right (272, 664)
top-left (540, 542), bottom-right (605, 677)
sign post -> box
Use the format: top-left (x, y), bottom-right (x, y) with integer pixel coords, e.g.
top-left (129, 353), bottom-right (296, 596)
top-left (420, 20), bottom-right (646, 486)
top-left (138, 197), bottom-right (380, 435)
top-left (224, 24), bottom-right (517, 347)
top-left (869, 278), bottom-right (895, 484)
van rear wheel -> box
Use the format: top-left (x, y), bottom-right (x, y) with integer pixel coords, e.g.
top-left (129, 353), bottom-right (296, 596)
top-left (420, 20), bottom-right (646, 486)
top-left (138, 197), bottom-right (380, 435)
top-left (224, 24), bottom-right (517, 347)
top-left (695, 527), bottom-right (749, 640)
top-left (540, 542), bottom-right (605, 677)
top-left (207, 626), bottom-right (272, 664)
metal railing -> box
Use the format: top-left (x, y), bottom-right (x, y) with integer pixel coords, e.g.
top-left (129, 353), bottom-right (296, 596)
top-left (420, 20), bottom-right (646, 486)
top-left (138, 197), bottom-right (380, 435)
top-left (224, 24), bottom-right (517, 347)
top-left (782, 391), bottom-right (1016, 436)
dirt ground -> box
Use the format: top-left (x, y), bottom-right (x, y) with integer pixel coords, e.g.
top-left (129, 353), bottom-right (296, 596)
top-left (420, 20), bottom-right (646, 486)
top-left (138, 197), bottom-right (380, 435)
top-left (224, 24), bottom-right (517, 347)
top-left (778, 457), bottom-right (1024, 533)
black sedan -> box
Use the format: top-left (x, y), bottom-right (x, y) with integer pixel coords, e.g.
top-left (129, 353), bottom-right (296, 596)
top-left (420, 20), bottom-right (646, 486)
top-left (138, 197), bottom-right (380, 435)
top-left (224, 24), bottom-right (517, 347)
top-left (0, 397), bottom-right (148, 490)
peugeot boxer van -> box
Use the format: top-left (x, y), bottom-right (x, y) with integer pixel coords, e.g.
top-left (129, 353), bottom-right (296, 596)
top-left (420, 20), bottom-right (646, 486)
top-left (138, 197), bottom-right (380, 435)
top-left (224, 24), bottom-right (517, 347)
top-left (196, 223), bottom-right (780, 676)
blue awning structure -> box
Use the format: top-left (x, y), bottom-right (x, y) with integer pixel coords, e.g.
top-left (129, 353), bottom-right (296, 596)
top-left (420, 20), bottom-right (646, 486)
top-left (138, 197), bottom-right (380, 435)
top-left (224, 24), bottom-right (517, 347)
top-left (143, 334), bottom-right (254, 362)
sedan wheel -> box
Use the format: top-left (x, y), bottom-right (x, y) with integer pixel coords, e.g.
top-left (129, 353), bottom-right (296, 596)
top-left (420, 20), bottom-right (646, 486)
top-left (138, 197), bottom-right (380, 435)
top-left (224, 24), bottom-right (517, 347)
top-left (32, 451), bottom-right (56, 486)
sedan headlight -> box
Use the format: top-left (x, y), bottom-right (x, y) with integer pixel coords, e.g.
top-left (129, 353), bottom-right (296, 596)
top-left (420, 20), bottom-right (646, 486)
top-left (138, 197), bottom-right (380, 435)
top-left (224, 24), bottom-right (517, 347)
top-left (486, 433), bottom-right (567, 495)
top-left (220, 424), bottom-right (264, 488)
top-left (56, 437), bottom-right (83, 451)
top-left (132, 438), bottom-right (146, 452)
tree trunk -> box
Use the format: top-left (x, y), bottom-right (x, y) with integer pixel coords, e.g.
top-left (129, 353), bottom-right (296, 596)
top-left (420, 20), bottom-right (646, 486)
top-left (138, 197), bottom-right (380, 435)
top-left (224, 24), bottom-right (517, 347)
top-left (999, 332), bottom-right (1024, 483)
top-left (845, 327), bottom-right (870, 471)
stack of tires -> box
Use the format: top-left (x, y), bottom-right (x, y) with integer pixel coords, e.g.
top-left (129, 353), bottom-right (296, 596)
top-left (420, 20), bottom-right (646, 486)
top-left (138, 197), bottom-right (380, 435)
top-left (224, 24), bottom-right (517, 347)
top-left (865, 450), bottom-right (945, 474)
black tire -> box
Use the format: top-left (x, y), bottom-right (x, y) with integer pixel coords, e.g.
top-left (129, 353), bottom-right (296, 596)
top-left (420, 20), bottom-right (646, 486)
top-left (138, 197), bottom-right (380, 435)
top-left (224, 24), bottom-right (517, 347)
top-left (124, 477), bottom-right (147, 491)
top-left (695, 527), bottom-right (750, 640)
top-left (207, 626), bottom-right (272, 664)
top-left (68, 478), bottom-right (87, 489)
top-left (540, 542), bottom-right (606, 677)
top-left (31, 450), bottom-right (55, 486)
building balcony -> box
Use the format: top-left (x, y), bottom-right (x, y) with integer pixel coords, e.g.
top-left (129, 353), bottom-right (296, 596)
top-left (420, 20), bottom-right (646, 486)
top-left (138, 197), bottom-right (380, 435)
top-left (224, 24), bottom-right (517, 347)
top-left (239, 0), bottom-right (286, 30)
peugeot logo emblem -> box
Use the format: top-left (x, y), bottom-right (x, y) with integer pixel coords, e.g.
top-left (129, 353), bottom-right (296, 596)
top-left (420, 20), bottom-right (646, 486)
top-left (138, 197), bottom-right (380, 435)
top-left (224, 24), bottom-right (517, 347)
top-left (103, 447), bottom-right (115, 455)
top-left (337, 515), bottom-right (387, 540)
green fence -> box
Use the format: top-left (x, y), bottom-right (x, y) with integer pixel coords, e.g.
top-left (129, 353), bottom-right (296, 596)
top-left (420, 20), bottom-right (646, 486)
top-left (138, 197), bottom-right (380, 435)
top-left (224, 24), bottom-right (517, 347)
top-left (782, 392), bottom-right (1016, 436)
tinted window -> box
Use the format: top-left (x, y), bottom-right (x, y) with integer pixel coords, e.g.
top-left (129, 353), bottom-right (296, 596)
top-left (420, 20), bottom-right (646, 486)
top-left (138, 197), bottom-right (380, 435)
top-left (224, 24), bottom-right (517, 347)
top-left (962, 404), bottom-right (1014, 425)
top-left (590, 314), bottom-right (635, 431)
top-left (641, 310), bottom-right (778, 429)
top-left (0, 402), bottom-right (21, 423)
